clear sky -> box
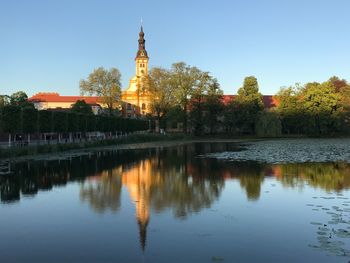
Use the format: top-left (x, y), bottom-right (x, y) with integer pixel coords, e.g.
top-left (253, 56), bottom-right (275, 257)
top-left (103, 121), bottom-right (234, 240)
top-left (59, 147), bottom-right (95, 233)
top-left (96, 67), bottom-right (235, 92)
top-left (1, 0), bottom-right (349, 97)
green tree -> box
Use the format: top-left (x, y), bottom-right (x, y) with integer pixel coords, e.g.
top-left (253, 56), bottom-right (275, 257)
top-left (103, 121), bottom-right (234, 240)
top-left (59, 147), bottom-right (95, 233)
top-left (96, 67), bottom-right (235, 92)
top-left (223, 99), bottom-right (238, 134)
top-left (0, 95), bottom-right (10, 108)
top-left (190, 71), bottom-right (215, 135)
top-left (276, 86), bottom-right (305, 134)
top-left (80, 67), bottom-right (122, 115)
top-left (2, 105), bottom-right (21, 134)
top-left (10, 91), bottom-right (28, 105)
top-left (255, 110), bottom-right (282, 137)
top-left (21, 107), bottom-right (38, 134)
top-left (169, 62), bottom-right (202, 133)
top-left (165, 105), bottom-right (185, 130)
top-left (148, 67), bottom-right (175, 131)
top-left (229, 76), bottom-right (263, 134)
top-left (301, 81), bottom-right (340, 135)
top-left (203, 78), bottom-right (223, 134)
top-left (52, 111), bottom-right (68, 142)
top-left (38, 110), bottom-right (53, 133)
top-left (190, 75), bottom-right (223, 135)
top-left (71, 100), bottom-right (93, 115)
top-left (9, 91), bottom-right (34, 108)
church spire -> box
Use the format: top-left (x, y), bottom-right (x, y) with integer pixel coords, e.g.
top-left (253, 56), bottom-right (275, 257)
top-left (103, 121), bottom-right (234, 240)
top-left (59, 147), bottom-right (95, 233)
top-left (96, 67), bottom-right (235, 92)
top-left (136, 24), bottom-right (148, 59)
top-left (138, 218), bottom-right (149, 252)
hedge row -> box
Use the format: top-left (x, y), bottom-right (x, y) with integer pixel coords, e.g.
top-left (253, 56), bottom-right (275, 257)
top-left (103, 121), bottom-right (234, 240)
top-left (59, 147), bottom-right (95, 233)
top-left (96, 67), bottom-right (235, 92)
top-left (0, 106), bottom-right (149, 134)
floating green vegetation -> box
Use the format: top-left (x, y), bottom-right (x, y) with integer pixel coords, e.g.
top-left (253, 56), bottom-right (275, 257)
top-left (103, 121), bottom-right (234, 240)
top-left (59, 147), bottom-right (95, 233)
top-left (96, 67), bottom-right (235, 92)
top-left (204, 139), bottom-right (350, 164)
top-left (212, 256), bottom-right (224, 262)
top-left (308, 194), bottom-right (350, 258)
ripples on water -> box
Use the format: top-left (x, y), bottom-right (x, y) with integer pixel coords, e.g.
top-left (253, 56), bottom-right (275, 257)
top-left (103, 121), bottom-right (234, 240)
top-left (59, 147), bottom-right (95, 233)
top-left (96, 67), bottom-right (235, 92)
top-left (0, 141), bottom-right (350, 262)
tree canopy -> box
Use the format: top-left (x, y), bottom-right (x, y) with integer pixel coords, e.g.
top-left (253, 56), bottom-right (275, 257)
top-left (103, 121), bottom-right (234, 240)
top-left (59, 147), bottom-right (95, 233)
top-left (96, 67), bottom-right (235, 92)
top-left (148, 67), bottom-right (175, 129)
top-left (80, 67), bottom-right (122, 115)
top-left (71, 100), bottom-right (94, 115)
top-left (224, 76), bottom-right (263, 134)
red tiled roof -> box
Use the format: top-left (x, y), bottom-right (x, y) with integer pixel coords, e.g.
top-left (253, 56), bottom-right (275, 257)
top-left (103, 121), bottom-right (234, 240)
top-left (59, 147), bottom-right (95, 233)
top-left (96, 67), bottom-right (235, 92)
top-left (222, 95), bottom-right (279, 108)
top-left (28, 93), bottom-right (278, 109)
top-left (28, 93), bottom-right (102, 105)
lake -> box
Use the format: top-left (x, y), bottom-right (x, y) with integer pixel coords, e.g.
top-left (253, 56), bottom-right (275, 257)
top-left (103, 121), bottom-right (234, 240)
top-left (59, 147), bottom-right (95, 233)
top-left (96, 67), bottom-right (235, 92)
top-left (1, 141), bottom-right (350, 262)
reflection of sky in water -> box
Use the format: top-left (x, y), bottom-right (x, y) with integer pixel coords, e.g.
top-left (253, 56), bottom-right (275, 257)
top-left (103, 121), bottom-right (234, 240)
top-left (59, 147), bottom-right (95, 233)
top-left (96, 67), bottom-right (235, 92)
top-left (0, 142), bottom-right (349, 262)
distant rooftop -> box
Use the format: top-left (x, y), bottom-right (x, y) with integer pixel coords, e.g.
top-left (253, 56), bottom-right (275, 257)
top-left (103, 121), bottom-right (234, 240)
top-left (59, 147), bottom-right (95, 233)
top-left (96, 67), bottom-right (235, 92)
top-left (28, 93), bottom-right (102, 105)
top-left (221, 95), bottom-right (278, 108)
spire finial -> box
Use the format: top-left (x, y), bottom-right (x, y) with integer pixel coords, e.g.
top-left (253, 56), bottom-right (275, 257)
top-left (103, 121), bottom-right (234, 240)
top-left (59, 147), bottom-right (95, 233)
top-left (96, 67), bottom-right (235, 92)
top-left (136, 22), bottom-right (148, 59)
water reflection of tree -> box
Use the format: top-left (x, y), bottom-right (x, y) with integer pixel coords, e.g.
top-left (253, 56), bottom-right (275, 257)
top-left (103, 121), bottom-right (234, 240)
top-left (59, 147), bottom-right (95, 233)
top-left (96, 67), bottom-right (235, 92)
top-left (0, 150), bottom-right (144, 204)
top-left (239, 174), bottom-right (265, 201)
top-left (3, 143), bottom-right (350, 254)
top-left (144, 146), bottom-right (224, 217)
top-left (80, 169), bottom-right (122, 213)
top-left (276, 162), bottom-right (350, 191)
top-left (3, 147), bottom-right (350, 207)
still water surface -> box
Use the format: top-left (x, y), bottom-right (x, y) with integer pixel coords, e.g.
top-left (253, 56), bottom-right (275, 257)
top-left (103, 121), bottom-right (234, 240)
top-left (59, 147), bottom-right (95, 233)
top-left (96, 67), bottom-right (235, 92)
top-left (0, 142), bottom-right (350, 262)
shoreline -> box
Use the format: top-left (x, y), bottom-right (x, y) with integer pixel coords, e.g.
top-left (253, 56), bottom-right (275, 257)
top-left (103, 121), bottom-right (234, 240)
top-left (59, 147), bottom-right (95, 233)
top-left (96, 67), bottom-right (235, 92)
top-left (0, 136), bottom-right (250, 163)
top-left (2, 135), bottom-right (350, 164)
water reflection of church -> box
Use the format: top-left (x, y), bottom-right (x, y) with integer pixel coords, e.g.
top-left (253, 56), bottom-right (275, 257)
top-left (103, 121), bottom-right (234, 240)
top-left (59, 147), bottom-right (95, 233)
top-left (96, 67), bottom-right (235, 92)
top-left (80, 156), bottom-right (163, 251)
top-left (78, 148), bottom-right (350, 251)
top-left (3, 147), bottom-right (350, 252)
top-left (121, 158), bottom-right (161, 251)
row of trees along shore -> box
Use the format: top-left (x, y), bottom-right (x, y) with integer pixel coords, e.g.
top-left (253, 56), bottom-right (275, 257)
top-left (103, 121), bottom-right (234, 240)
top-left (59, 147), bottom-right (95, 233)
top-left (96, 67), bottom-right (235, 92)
top-left (147, 63), bottom-right (350, 136)
top-left (0, 92), bottom-right (148, 142)
top-left (2, 62), bottom-right (350, 138)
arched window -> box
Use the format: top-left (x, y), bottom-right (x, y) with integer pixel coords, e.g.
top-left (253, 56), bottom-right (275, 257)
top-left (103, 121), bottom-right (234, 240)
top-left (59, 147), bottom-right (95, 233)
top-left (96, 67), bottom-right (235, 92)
top-left (141, 103), bottom-right (146, 110)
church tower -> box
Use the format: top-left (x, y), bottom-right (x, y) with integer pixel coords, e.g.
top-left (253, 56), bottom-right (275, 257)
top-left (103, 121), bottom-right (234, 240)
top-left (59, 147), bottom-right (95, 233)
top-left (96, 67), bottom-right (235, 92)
top-left (121, 24), bottom-right (152, 117)
top-left (135, 26), bottom-right (149, 77)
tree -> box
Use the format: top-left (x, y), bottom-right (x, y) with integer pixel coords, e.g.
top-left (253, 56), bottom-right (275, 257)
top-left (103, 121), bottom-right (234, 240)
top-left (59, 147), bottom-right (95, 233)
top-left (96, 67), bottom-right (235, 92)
top-left (21, 107), bottom-right (38, 134)
top-left (223, 99), bottom-right (238, 134)
top-left (10, 91), bottom-right (28, 105)
top-left (148, 67), bottom-right (175, 131)
top-left (71, 100), bottom-right (93, 115)
top-left (229, 76), bottom-right (263, 134)
top-left (169, 62), bottom-right (202, 133)
top-left (2, 105), bottom-right (21, 134)
top-left (190, 71), bottom-right (213, 135)
top-left (338, 83), bottom-right (350, 133)
top-left (276, 86), bottom-right (305, 134)
top-left (203, 78), bottom-right (223, 134)
top-left (38, 110), bottom-right (53, 133)
top-left (52, 111), bottom-right (68, 142)
top-left (9, 91), bottom-right (34, 108)
top-left (0, 95), bottom-right (10, 108)
top-left (165, 105), bottom-right (185, 131)
top-left (255, 110), bottom-right (282, 137)
top-left (300, 81), bottom-right (341, 135)
top-left (328, 76), bottom-right (348, 92)
top-left (189, 74), bottom-right (224, 135)
top-left (80, 67), bottom-right (122, 115)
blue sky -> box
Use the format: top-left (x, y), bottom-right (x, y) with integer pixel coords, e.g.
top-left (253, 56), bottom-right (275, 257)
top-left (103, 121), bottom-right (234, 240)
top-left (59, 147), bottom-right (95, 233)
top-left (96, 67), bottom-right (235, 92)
top-left (1, 0), bottom-right (349, 96)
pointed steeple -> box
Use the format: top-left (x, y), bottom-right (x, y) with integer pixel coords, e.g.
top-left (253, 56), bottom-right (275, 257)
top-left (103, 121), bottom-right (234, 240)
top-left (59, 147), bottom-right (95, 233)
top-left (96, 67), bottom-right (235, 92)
top-left (136, 24), bottom-right (148, 59)
top-left (138, 218), bottom-right (149, 252)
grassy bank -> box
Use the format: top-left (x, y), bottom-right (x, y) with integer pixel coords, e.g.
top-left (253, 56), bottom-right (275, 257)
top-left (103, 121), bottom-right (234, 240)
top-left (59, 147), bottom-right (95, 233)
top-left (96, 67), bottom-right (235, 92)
top-left (0, 133), bottom-right (191, 159)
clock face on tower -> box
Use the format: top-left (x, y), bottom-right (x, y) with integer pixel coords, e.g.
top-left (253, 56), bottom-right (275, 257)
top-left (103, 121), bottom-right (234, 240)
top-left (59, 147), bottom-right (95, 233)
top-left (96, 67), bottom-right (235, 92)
top-left (140, 51), bottom-right (144, 56)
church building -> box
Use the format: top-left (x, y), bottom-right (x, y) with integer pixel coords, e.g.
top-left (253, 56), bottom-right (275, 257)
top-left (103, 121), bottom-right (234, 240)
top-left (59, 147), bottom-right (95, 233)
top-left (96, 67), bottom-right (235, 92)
top-left (121, 26), bottom-right (152, 118)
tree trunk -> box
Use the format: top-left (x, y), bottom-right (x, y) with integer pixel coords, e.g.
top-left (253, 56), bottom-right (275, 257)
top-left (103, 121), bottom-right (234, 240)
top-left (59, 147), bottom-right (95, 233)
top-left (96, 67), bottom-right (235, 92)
top-left (183, 102), bottom-right (187, 134)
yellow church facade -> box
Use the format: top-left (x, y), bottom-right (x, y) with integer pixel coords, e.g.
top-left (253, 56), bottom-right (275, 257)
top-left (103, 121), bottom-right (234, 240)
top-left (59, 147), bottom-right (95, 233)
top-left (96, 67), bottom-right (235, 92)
top-left (121, 26), bottom-right (152, 118)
